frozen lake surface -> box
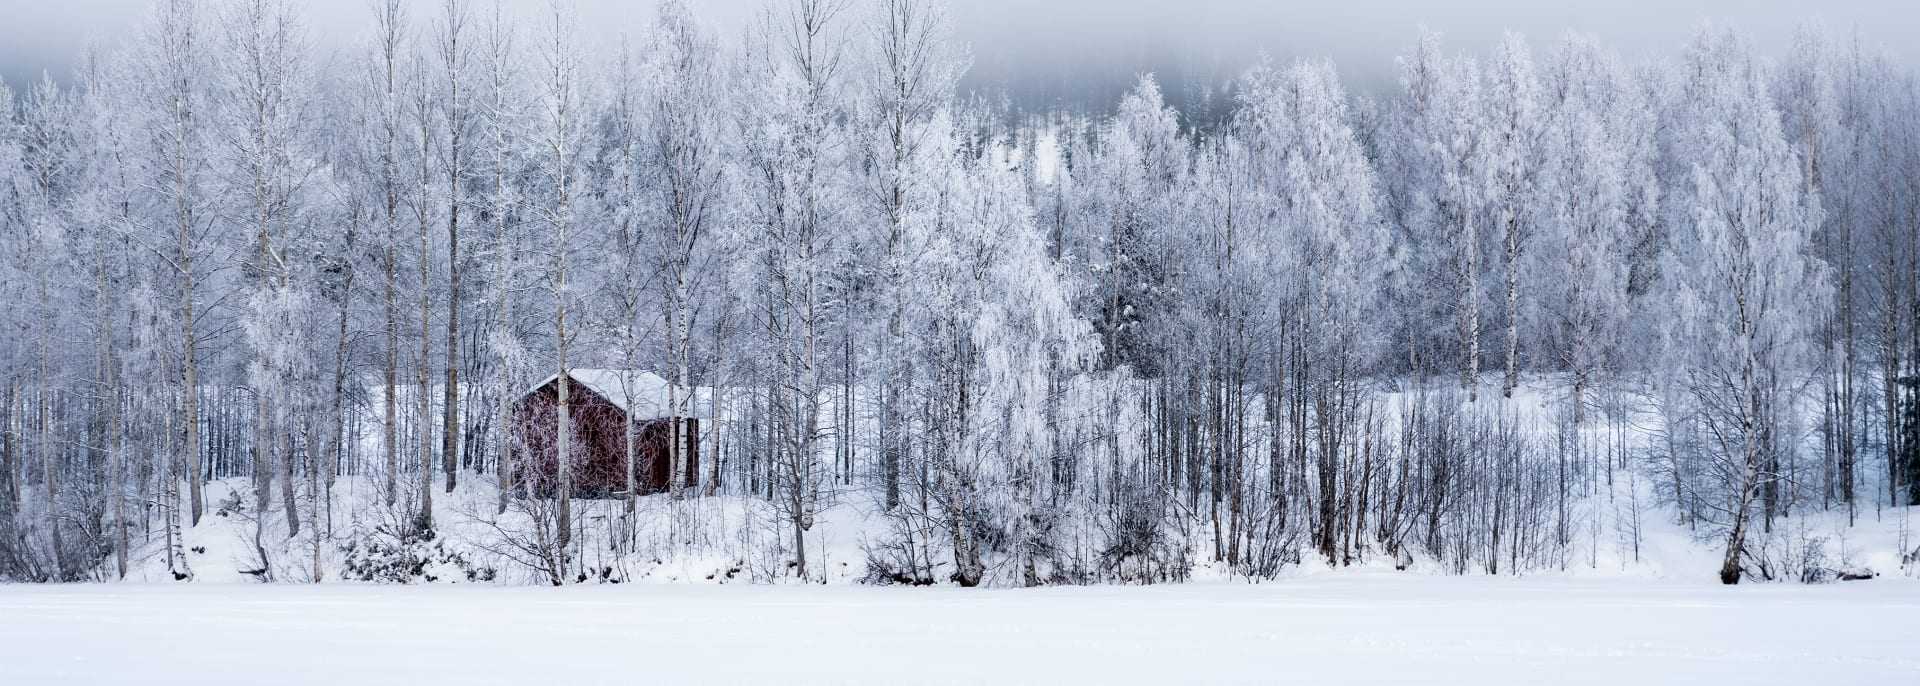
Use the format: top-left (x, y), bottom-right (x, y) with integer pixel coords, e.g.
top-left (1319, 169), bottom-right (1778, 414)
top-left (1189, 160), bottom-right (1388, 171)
top-left (1, 573), bottom-right (1914, 685)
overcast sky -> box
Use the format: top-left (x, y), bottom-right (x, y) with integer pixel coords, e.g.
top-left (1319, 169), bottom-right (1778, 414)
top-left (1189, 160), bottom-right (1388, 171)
top-left (4, 0), bottom-right (1917, 106)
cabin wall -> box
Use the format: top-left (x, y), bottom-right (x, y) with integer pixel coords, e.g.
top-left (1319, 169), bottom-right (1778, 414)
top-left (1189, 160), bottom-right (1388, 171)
top-left (510, 380), bottom-right (700, 497)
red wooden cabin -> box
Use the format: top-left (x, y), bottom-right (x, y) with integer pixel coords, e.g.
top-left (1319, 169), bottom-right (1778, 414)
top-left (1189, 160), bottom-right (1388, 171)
top-left (511, 370), bottom-right (700, 497)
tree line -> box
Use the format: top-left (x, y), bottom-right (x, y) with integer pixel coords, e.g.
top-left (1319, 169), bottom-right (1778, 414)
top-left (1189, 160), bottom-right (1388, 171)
top-left (0, 0), bottom-right (1916, 585)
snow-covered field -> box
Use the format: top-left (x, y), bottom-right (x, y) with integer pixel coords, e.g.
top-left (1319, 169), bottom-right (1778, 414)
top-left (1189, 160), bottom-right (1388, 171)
top-left (1, 574), bottom-right (1913, 685)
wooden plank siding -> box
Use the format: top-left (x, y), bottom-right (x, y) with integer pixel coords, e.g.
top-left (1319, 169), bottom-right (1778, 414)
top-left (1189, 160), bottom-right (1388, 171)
top-left (510, 375), bottom-right (699, 497)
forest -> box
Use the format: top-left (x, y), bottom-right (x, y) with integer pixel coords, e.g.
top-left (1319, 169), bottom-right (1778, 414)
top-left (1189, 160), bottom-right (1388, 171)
top-left (0, 0), bottom-right (1917, 587)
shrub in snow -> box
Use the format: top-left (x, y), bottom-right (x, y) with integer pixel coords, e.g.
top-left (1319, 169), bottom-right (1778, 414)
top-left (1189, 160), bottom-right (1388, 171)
top-left (340, 524), bottom-right (494, 584)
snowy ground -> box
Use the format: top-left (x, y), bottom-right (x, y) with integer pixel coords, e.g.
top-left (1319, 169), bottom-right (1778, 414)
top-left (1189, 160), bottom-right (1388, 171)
top-left (2, 574), bottom-right (1914, 685)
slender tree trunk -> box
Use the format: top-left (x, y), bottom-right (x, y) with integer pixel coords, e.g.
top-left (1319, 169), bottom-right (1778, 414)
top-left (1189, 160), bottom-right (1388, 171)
top-left (623, 393), bottom-right (635, 512)
top-left (1460, 206), bottom-right (1480, 402)
top-left (487, 13), bottom-right (514, 512)
top-left (442, 1), bottom-right (466, 495)
top-left (706, 307), bottom-right (727, 498)
top-left (1838, 212), bottom-right (1856, 523)
top-left (279, 396), bottom-right (297, 538)
top-left (549, 40), bottom-right (575, 578)
top-left (253, 394), bottom-right (270, 523)
top-left (670, 293), bottom-right (688, 496)
top-left (1503, 215), bottom-right (1520, 399)
top-left (417, 92), bottom-right (435, 530)
top-left (444, 223), bottom-right (461, 497)
top-left (41, 384), bottom-right (62, 579)
top-left (377, 0), bottom-right (404, 508)
top-left (2, 385), bottom-right (16, 544)
top-left (180, 208), bottom-right (202, 527)
top-left (384, 253), bottom-right (398, 506)
top-left (325, 217), bottom-right (357, 538)
top-left (1720, 441), bottom-right (1758, 584)
top-left (554, 285), bottom-right (571, 583)
top-left (97, 244), bottom-right (128, 579)
top-left (493, 192), bottom-right (513, 515)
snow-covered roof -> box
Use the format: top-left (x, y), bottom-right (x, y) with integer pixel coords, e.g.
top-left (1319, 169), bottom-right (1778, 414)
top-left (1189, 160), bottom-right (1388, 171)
top-left (525, 369), bottom-right (708, 421)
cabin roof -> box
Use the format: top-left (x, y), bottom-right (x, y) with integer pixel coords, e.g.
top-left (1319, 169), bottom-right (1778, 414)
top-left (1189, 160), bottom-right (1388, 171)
top-left (524, 369), bottom-right (708, 421)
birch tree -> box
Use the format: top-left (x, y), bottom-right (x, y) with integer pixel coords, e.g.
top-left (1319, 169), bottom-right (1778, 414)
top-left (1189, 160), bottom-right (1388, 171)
top-left (645, 0), bottom-right (726, 497)
top-left (1483, 33), bottom-right (1542, 399)
top-left (436, 0), bottom-right (472, 494)
top-left (364, 0), bottom-right (408, 507)
top-left (1389, 30), bottom-right (1486, 396)
top-left (1663, 28), bottom-right (1830, 584)
top-left (860, 0), bottom-right (966, 509)
top-left (737, 0), bottom-right (853, 578)
top-left (133, 0), bottom-right (213, 530)
top-left (1536, 35), bottom-right (1641, 423)
top-left (472, 1), bottom-right (527, 516)
top-left (530, 0), bottom-right (590, 582)
top-left (221, 0), bottom-right (317, 542)
top-left (16, 76), bottom-right (78, 579)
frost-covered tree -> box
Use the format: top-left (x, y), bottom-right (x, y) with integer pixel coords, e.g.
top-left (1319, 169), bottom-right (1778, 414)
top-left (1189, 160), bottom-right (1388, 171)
top-left (0, 80), bottom-right (20, 575)
top-left (69, 50), bottom-right (143, 580)
top-left (1386, 30), bottom-right (1487, 397)
top-left (529, 0), bottom-right (594, 583)
top-left (1661, 29), bottom-right (1830, 584)
top-left (1243, 59), bottom-right (1390, 563)
top-left (1778, 25), bottom-right (1871, 519)
top-left (734, 0), bottom-right (854, 578)
top-left (643, 1), bottom-right (727, 498)
top-left (931, 149), bottom-right (1094, 586)
top-left (434, 0), bottom-right (474, 496)
top-left (1482, 33), bottom-right (1542, 399)
top-left (472, 1), bottom-right (529, 516)
top-left (219, 0), bottom-right (320, 546)
top-left (1847, 54), bottom-right (1920, 507)
top-left (358, 0), bottom-right (410, 509)
top-left (1090, 75), bottom-right (1186, 377)
top-left (858, 0), bottom-right (966, 510)
top-left (130, 0), bottom-right (216, 533)
top-left (1534, 34), bottom-right (1644, 423)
